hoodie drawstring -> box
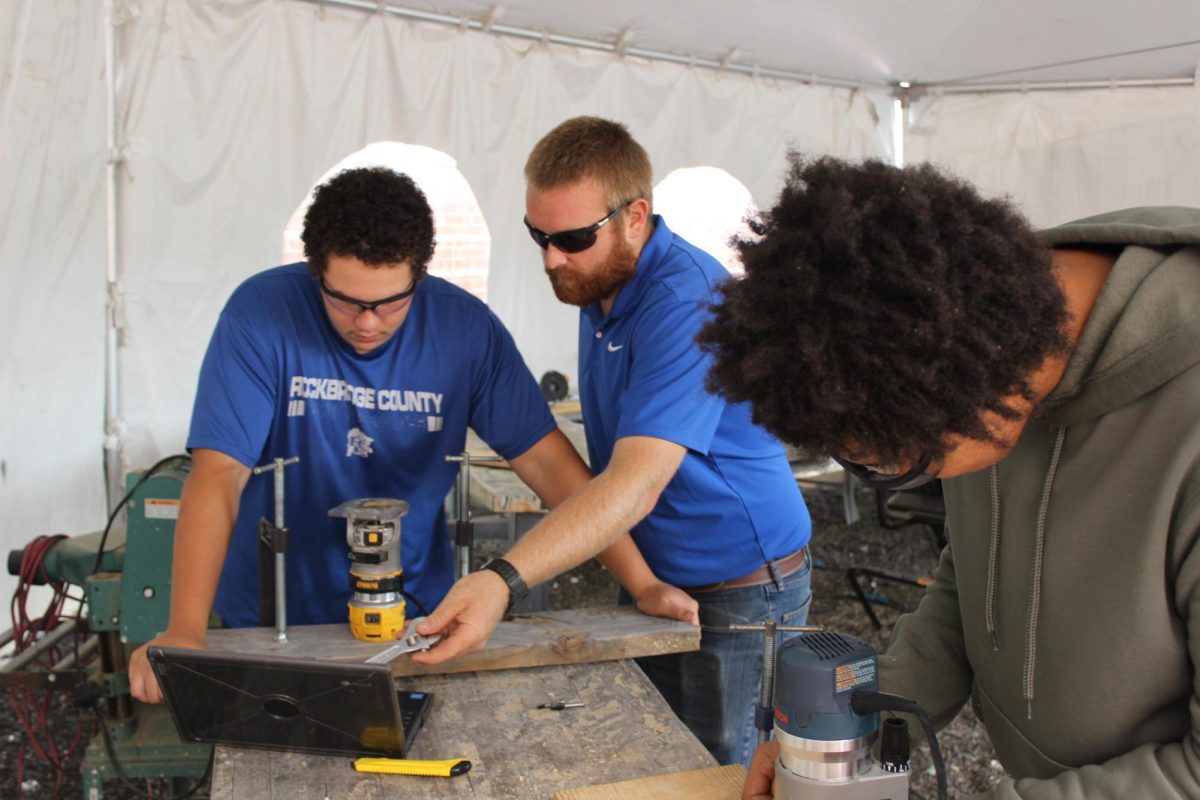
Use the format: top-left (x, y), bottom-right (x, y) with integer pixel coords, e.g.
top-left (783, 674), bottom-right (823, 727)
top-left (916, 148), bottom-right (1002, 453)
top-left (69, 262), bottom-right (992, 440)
top-left (1023, 426), bottom-right (1066, 719)
top-left (985, 466), bottom-right (1001, 650)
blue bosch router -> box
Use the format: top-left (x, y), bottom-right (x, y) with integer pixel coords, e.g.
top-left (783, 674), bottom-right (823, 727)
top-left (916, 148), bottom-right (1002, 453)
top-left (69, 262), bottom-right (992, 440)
top-left (767, 631), bottom-right (946, 800)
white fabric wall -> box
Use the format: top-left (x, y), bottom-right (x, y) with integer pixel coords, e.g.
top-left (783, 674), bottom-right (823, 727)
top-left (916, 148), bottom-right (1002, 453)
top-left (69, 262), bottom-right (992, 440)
top-left (1, 1), bottom-right (109, 605)
top-left (906, 84), bottom-right (1200, 227)
top-left (114, 0), bottom-right (893, 471)
top-left (2, 0), bottom-right (892, 604)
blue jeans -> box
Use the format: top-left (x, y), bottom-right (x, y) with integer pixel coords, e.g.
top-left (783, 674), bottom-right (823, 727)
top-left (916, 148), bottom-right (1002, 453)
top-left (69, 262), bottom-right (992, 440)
top-left (620, 551), bottom-right (812, 768)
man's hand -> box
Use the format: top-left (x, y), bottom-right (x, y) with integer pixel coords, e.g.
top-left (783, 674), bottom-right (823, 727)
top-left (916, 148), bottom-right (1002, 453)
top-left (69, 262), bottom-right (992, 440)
top-left (128, 631), bottom-right (208, 704)
top-left (742, 738), bottom-right (779, 800)
top-left (633, 581), bottom-right (700, 625)
top-left (411, 570), bottom-right (509, 665)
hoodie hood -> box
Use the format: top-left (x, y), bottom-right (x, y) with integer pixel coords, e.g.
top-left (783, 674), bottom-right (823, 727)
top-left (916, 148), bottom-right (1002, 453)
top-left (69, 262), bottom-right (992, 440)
top-left (1039, 206), bottom-right (1200, 426)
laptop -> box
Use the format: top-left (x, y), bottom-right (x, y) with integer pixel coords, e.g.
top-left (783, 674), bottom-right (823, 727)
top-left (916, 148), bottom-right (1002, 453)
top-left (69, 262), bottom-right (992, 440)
top-left (148, 646), bottom-right (432, 758)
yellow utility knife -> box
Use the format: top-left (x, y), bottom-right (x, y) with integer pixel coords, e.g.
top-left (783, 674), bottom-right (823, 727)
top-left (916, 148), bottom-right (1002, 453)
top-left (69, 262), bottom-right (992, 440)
top-left (352, 757), bottom-right (472, 777)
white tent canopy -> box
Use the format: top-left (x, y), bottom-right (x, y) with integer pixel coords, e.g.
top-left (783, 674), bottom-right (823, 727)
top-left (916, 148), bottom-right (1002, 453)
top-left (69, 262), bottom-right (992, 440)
top-left (2, 0), bottom-right (1198, 605)
top-left (368, 0), bottom-right (1200, 87)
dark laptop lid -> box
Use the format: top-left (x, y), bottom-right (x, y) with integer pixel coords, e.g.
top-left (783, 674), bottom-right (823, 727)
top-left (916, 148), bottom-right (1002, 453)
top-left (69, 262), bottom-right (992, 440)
top-left (148, 646), bottom-right (430, 758)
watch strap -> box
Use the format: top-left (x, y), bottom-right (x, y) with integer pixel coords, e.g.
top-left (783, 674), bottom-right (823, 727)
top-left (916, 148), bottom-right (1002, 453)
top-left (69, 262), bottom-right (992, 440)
top-left (481, 558), bottom-right (529, 614)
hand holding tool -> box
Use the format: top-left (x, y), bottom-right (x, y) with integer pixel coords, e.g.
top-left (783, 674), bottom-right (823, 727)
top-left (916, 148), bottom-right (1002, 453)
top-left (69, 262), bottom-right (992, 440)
top-left (365, 617), bottom-right (442, 665)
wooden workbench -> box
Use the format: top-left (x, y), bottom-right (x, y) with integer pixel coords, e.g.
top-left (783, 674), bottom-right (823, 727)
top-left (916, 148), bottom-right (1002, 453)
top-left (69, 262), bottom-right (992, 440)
top-left (208, 418), bottom-right (721, 797)
top-left (208, 658), bottom-right (716, 799)
top-left (205, 609), bottom-right (708, 797)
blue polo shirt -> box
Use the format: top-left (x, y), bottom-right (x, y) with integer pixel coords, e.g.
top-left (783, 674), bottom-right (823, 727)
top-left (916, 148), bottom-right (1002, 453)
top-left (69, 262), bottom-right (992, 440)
top-left (579, 217), bottom-right (810, 587)
top-left (189, 264), bottom-right (556, 627)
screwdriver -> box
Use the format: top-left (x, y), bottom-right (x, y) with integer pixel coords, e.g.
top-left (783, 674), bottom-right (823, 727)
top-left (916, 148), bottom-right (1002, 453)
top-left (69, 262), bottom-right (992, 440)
top-left (536, 701), bottom-right (585, 710)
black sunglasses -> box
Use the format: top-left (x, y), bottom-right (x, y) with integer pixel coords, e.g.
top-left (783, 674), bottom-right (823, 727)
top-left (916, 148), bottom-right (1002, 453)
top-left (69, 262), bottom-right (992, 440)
top-left (833, 451), bottom-right (938, 491)
top-left (523, 201), bottom-right (632, 254)
top-left (318, 276), bottom-right (418, 317)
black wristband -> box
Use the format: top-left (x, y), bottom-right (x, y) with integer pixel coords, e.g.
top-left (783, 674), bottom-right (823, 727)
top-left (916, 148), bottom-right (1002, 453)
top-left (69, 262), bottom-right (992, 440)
top-left (481, 558), bottom-right (529, 614)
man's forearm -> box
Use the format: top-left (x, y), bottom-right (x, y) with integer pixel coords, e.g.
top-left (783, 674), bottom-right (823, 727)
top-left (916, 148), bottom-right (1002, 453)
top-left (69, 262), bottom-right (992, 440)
top-left (503, 435), bottom-right (685, 587)
top-left (165, 513), bottom-right (233, 637)
top-left (412, 435), bottom-right (688, 665)
top-left (163, 450), bottom-right (249, 638)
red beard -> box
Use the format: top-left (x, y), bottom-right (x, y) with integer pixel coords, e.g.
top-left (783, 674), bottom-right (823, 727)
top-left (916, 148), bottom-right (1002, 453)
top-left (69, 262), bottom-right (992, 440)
top-left (546, 236), bottom-right (639, 308)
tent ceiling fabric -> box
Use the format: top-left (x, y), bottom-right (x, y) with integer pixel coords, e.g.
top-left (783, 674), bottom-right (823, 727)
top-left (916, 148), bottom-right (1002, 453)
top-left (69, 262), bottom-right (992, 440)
top-left (401, 0), bottom-right (1200, 86)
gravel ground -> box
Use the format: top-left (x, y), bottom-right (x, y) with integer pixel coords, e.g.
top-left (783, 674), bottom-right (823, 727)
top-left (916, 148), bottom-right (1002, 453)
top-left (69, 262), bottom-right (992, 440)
top-left (3, 483), bottom-right (1001, 799)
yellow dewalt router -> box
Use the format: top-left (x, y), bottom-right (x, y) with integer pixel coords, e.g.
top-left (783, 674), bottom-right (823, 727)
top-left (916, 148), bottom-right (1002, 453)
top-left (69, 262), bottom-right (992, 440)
top-left (329, 498), bottom-right (410, 641)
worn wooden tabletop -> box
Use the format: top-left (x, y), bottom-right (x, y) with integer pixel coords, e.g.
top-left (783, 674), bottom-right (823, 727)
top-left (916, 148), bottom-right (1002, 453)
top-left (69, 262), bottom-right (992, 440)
top-left (206, 606), bottom-right (701, 677)
top-left (209, 658), bottom-right (716, 799)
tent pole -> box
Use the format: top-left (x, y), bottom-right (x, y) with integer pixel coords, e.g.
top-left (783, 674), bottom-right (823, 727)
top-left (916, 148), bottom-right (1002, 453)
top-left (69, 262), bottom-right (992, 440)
top-left (103, 0), bottom-right (124, 514)
top-left (932, 76), bottom-right (1194, 94)
top-left (891, 83), bottom-right (917, 168)
top-left (892, 98), bottom-right (905, 168)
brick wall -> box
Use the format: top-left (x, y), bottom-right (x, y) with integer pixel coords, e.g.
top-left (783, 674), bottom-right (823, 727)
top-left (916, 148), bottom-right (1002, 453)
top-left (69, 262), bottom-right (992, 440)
top-left (283, 145), bottom-right (491, 301)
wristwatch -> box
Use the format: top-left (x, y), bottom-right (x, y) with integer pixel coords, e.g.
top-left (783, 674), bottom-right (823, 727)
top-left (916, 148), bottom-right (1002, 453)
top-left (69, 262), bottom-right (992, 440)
top-left (481, 558), bottom-right (530, 614)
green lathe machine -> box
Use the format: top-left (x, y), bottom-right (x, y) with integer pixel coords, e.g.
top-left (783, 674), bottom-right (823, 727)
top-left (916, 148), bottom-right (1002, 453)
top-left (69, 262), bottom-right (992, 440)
top-left (3, 459), bottom-right (212, 799)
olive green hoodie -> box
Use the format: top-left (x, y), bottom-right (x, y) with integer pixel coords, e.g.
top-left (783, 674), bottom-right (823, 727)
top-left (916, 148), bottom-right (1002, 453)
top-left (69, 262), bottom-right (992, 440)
top-left (879, 207), bottom-right (1200, 798)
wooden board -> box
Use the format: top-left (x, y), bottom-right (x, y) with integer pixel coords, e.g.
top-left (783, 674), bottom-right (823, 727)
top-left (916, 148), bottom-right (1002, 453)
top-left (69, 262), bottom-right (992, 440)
top-left (209, 659), bottom-right (717, 800)
top-left (463, 416), bottom-right (590, 513)
top-left (467, 466), bottom-right (545, 513)
top-left (465, 417), bottom-right (590, 471)
top-left (550, 399), bottom-right (582, 416)
top-left (551, 765), bottom-right (746, 800)
top-left (206, 605), bottom-right (700, 677)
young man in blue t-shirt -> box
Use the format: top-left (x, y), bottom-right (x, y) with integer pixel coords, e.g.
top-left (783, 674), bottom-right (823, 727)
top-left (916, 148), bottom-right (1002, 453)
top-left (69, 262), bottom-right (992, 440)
top-left (128, 167), bottom-right (697, 704)
top-left (416, 119), bottom-right (812, 768)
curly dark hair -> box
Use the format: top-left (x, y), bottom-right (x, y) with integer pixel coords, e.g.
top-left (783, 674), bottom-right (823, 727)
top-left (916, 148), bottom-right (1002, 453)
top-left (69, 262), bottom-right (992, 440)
top-left (697, 154), bottom-right (1070, 465)
top-left (302, 167), bottom-right (436, 280)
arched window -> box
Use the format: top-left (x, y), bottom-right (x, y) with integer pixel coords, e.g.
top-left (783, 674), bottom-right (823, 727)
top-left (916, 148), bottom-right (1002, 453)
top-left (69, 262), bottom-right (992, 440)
top-left (653, 166), bottom-right (757, 276)
top-left (283, 142), bottom-right (491, 300)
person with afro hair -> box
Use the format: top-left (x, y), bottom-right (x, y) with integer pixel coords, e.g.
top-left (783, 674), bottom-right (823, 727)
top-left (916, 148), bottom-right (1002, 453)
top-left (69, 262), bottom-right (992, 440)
top-left (129, 166), bottom-right (694, 704)
top-left (708, 155), bottom-right (1200, 799)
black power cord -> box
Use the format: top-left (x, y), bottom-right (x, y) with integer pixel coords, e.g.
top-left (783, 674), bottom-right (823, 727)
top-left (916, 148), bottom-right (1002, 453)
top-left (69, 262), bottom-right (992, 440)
top-left (851, 690), bottom-right (948, 800)
top-left (90, 455), bottom-right (192, 577)
top-left (400, 589), bottom-right (429, 618)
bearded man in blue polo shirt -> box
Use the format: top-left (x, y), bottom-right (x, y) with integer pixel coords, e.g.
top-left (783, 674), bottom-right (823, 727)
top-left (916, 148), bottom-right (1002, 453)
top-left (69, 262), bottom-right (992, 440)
top-left (127, 166), bottom-right (695, 705)
top-left (416, 118), bottom-right (812, 767)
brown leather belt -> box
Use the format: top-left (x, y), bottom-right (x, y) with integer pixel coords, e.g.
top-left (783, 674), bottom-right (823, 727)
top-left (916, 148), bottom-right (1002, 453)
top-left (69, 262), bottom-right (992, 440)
top-left (684, 547), bottom-right (808, 594)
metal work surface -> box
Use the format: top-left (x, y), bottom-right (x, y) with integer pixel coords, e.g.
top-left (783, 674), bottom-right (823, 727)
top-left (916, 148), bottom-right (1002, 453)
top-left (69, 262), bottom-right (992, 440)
top-left (210, 658), bottom-right (716, 799)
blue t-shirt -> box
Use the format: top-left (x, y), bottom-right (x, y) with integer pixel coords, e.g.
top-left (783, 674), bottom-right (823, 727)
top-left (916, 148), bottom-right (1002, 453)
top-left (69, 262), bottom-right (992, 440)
top-left (579, 217), bottom-right (810, 587)
top-left (189, 264), bottom-right (555, 627)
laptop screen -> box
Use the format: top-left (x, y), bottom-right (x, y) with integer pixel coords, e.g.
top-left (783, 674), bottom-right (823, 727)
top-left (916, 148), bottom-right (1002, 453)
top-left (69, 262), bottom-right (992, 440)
top-left (148, 646), bottom-right (431, 758)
